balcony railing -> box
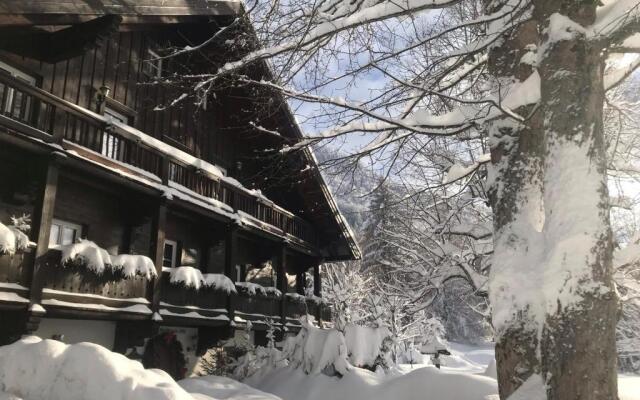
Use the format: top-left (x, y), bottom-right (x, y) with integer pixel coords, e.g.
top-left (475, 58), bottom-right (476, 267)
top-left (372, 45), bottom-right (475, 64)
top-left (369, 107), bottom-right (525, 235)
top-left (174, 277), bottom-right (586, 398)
top-left (0, 73), bottom-right (317, 246)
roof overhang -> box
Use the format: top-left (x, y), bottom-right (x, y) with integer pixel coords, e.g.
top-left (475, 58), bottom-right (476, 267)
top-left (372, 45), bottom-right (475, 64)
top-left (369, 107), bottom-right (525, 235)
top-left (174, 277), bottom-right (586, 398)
top-left (0, 0), bottom-right (241, 25)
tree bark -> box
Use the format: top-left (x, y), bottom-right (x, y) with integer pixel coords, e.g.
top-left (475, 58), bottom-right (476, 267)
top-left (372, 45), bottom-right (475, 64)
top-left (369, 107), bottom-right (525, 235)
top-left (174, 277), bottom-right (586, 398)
top-left (489, 1), bottom-right (619, 399)
top-left (535, 1), bottom-right (618, 399)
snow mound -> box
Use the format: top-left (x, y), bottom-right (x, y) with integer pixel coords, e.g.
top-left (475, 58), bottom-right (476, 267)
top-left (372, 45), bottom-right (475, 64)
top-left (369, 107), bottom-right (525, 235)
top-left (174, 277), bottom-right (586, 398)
top-left (506, 374), bottom-right (545, 400)
top-left (111, 254), bottom-right (157, 279)
top-left (248, 364), bottom-right (499, 400)
top-left (168, 266), bottom-right (236, 293)
top-left (344, 324), bottom-right (390, 367)
top-left (0, 222), bottom-right (29, 255)
top-left (284, 321), bottom-right (351, 376)
top-left (0, 337), bottom-right (194, 400)
top-left (60, 240), bottom-right (112, 274)
top-left (179, 375), bottom-right (281, 400)
top-left (484, 359), bottom-right (497, 379)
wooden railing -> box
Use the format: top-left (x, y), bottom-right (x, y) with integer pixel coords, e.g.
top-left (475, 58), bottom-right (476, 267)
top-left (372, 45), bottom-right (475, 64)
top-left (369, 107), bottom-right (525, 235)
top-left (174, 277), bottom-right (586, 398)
top-left (40, 249), bottom-right (150, 304)
top-left (0, 73), bottom-right (316, 246)
top-left (159, 272), bottom-right (228, 311)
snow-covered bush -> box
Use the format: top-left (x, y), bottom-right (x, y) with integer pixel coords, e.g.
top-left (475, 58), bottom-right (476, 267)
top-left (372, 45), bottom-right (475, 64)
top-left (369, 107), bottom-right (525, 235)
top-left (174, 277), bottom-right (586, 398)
top-left (0, 336), bottom-right (193, 400)
top-left (232, 319), bottom-right (287, 380)
top-left (0, 216), bottom-right (31, 256)
top-left (166, 266), bottom-right (236, 292)
top-left (344, 323), bottom-right (392, 370)
top-left (233, 346), bottom-right (287, 380)
top-left (284, 319), bottom-right (352, 376)
top-left (399, 342), bottom-right (424, 365)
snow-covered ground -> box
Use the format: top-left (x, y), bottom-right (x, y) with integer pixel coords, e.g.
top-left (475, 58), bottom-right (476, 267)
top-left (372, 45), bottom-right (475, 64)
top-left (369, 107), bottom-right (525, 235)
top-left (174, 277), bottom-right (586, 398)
top-left (0, 337), bottom-right (638, 400)
top-left (246, 342), bottom-right (640, 400)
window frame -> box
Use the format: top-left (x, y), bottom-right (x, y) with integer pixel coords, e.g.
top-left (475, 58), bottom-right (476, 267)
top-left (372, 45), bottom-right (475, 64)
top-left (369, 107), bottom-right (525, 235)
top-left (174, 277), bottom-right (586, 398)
top-left (49, 219), bottom-right (83, 247)
top-left (0, 59), bottom-right (38, 117)
top-left (143, 49), bottom-right (163, 79)
top-left (163, 239), bottom-right (178, 268)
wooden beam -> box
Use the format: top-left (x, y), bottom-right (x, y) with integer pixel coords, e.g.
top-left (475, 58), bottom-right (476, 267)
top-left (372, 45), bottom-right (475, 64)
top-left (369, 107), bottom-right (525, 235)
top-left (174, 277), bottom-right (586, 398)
top-left (295, 272), bottom-right (306, 296)
top-left (0, 1), bottom-right (241, 20)
top-left (28, 152), bottom-right (63, 306)
top-left (313, 262), bottom-right (321, 297)
top-left (275, 244), bottom-right (287, 326)
top-left (224, 225), bottom-right (238, 323)
top-left (149, 198), bottom-right (167, 314)
top-left (0, 15), bottom-right (122, 63)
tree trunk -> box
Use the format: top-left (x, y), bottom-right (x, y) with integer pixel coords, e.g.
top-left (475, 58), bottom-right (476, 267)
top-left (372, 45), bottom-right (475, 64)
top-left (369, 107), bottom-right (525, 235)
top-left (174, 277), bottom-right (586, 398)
top-left (535, 1), bottom-right (618, 399)
top-left (488, 1), bottom-right (619, 399)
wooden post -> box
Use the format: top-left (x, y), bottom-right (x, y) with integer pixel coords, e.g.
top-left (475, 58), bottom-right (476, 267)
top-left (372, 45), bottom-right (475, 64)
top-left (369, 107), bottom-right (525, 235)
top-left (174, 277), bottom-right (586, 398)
top-left (28, 153), bottom-right (62, 306)
top-left (295, 271), bottom-right (306, 296)
top-left (149, 198), bottom-right (167, 315)
top-left (224, 225), bottom-right (238, 325)
top-left (313, 262), bottom-right (322, 297)
top-left (275, 244), bottom-right (288, 327)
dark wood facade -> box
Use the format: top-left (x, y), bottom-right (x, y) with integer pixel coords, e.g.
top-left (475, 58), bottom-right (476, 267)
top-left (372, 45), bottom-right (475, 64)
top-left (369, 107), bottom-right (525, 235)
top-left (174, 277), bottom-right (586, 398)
top-left (0, 2), bottom-right (357, 357)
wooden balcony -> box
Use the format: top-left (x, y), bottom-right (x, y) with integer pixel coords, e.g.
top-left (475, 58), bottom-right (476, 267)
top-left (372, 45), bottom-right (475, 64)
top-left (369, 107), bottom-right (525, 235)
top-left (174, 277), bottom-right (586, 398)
top-left (158, 272), bottom-right (229, 326)
top-left (0, 250), bottom-right (33, 308)
top-left (0, 73), bottom-right (317, 247)
top-left (0, 246), bottom-right (331, 331)
top-left (37, 249), bottom-right (152, 319)
top-left (233, 286), bottom-right (281, 327)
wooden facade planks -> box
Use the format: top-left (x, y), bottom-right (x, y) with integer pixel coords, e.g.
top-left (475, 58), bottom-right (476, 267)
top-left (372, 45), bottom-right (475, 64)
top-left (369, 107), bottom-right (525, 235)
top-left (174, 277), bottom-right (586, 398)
top-left (0, 27), bottom-right (236, 170)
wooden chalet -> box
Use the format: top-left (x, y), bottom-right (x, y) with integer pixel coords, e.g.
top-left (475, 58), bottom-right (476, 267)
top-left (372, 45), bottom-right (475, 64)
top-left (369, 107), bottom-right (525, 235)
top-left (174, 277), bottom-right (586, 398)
top-left (0, 0), bottom-right (359, 374)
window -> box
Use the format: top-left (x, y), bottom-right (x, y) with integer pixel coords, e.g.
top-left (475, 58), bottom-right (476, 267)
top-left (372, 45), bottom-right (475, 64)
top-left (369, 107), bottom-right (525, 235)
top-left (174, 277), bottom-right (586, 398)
top-left (143, 49), bottom-right (163, 79)
top-left (163, 239), bottom-right (177, 268)
top-left (181, 246), bottom-right (200, 267)
top-left (0, 60), bottom-right (37, 119)
top-left (101, 106), bottom-right (128, 158)
top-left (49, 219), bottom-right (82, 247)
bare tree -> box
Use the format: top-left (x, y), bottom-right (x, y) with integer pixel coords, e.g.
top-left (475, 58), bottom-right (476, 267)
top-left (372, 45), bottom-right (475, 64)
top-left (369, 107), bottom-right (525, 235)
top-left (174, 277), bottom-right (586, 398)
top-left (156, 0), bottom-right (640, 398)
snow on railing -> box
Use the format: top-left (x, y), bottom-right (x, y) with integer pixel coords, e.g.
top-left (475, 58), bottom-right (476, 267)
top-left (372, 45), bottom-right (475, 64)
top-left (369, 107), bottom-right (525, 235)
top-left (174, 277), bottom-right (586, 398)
top-left (0, 218), bottom-right (32, 256)
top-left (59, 239), bottom-right (157, 279)
top-left (164, 266), bottom-right (236, 293)
top-left (235, 282), bottom-right (282, 297)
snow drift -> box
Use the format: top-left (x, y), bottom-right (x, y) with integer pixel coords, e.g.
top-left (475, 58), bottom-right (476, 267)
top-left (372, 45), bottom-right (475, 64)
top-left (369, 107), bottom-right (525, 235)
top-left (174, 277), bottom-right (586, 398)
top-left (179, 375), bottom-right (281, 400)
top-left (0, 336), bottom-right (193, 400)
